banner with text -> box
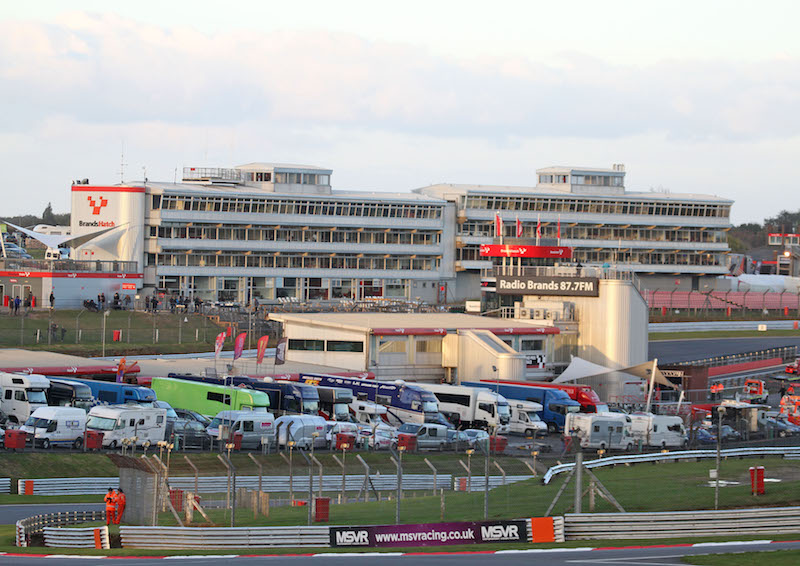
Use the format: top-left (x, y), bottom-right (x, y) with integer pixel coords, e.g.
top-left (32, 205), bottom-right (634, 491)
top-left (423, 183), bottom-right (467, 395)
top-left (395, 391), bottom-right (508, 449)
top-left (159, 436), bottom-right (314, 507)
top-left (479, 244), bottom-right (572, 259)
top-left (330, 519), bottom-right (529, 548)
top-left (497, 275), bottom-right (600, 296)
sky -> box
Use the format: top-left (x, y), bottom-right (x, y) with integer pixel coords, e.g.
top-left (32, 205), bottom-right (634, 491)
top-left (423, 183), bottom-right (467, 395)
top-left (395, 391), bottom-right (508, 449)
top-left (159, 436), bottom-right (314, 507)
top-left (2, 1), bottom-right (799, 225)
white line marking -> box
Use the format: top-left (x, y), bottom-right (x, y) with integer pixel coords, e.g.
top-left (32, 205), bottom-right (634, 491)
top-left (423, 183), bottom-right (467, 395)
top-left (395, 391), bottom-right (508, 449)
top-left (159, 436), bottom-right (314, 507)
top-left (312, 553), bottom-right (405, 557)
top-left (692, 540), bottom-right (772, 547)
top-left (496, 547), bottom-right (596, 553)
top-left (164, 556), bottom-right (240, 560)
top-left (567, 556), bottom-right (688, 565)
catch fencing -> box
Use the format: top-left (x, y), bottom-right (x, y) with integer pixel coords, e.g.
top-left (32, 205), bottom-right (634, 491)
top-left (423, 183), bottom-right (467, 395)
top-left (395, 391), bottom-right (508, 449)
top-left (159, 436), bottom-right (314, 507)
top-left (564, 506), bottom-right (800, 540)
top-left (120, 525), bottom-right (330, 549)
top-left (542, 445), bottom-right (800, 484)
top-left (18, 474), bottom-right (455, 496)
top-left (43, 526), bottom-right (110, 549)
top-left (15, 510), bottom-right (106, 547)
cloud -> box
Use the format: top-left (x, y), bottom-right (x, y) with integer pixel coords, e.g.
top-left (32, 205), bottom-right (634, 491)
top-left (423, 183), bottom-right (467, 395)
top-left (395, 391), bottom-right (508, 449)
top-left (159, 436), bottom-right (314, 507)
top-left (1, 12), bottom-right (799, 142)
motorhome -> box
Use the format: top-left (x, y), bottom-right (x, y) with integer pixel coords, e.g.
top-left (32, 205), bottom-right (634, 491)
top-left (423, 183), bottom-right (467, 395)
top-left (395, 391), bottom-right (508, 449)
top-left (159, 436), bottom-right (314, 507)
top-left (47, 379), bottom-right (93, 410)
top-left (417, 383), bottom-right (510, 431)
top-left (297, 373), bottom-right (440, 425)
top-left (564, 412), bottom-right (634, 451)
top-left (86, 405), bottom-right (167, 448)
top-left (206, 410), bottom-right (276, 449)
top-left (21, 407), bottom-right (87, 449)
top-left (0, 372), bottom-right (50, 424)
top-left (462, 381), bottom-right (580, 433)
top-left (150, 377), bottom-right (270, 416)
top-left (628, 413), bottom-right (687, 448)
top-left (70, 379), bottom-right (156, 405)
top-left (273, 414), bottom-right (327, 449)
top-left (507, 400), bottom-right (547, 437)
top-left (350, 399), bottom-right (388, 427)
top-left (316, 386), bottom-right (354, 421)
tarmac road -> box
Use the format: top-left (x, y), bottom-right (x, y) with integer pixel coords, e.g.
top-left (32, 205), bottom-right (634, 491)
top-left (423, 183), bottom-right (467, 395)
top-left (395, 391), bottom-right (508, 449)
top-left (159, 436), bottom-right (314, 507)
top-left (3, 539), bottom-right (800, 565)
top-left (0, 503), bottom-right (103, 524)
top-left (649, 336), bottom-right (800, 364)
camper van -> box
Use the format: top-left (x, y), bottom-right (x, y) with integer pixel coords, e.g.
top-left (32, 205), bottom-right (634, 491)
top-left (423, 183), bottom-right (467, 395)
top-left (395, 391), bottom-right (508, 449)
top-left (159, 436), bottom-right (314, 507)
top-left (274, 415), bottom-right (327, 450)
top-left (21, 407), bottom-right (86, 449)
top-left (565, 413), bottom-right (633, 451)
top-left (86, 405), bottom-right (167, 448)
top-left (206, 410), bottom-right (275, 449)
top-left (350, 399), bottom-right (388, 427)
top-left (0, 372), bottom-right (50, 424)
top-left (629, 413), bottom-right (687, 448)
top-left (507, 400), bottom-right (547, 437)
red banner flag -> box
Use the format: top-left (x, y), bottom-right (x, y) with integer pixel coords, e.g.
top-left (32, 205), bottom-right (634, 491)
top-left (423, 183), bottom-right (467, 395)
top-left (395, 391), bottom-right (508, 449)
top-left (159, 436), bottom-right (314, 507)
top-left (233, 332), bottom-right (247, 361)
top-left (557, 214), bottom-right (561, 240)
top-left (536, 214), bottom-right (541, 241)
top-left (256, 335), bottom-right (270, 365)
top-left (516, 216), bottom-right (522, 238)
top-left (214, 331), bottom-right (226, 359)
top-left (275, 337), bottom-right (287, 366)
top-left (225, 326), bottom-right (233, 338)
top-left (494, 212), bottom-right (503, 238)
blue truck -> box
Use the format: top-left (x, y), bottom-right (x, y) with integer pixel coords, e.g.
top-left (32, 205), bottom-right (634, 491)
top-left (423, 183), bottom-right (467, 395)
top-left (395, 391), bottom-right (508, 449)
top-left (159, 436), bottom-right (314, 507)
top-left (461, 381), bottom-right (580, 433)
top-left (68, 378), bottom-right (156, 406)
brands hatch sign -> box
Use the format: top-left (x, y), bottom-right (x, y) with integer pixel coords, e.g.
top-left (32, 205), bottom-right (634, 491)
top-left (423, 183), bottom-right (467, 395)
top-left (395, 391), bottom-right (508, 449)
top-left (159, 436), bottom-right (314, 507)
top-left (497, 275), bottom-right (600, 297)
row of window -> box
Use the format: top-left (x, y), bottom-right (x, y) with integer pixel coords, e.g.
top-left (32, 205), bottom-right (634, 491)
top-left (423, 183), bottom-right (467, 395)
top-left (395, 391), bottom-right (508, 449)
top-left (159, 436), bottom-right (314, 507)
top-left (462, 196), bottom-right (730, 217)
top-left (157, 194), bottom-right (443, 219)
top-left (152, 225), bottom-right (441, 246)
top-left (288, 339), bottom-right (364, 352)
top-left (459, 223), bottom-right (728, 243)
top-left (245, 172), bottom-right (331, 185)
top-left (153, 252), bottom-right (441, 271)
top-left (538, 174), bottom-right (624, 187)
top-left (458, 248), bottom-right (726, 266)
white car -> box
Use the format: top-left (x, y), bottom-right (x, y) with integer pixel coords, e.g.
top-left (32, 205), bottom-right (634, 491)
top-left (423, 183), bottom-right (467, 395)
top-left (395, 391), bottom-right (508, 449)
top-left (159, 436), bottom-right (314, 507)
top-left (464, 429), bottom-right (490, 448)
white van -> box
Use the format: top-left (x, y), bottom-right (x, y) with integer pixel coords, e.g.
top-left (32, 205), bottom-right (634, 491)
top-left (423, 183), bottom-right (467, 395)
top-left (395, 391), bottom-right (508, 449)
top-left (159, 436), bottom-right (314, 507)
top-left (507, 400), bottom-right (547, 437)
top-left (21, 407), bottom-right (86, 449)
top-left (0, 373), bottom-right (50, 424)
top-left (45, 247), bottom-right (70, 260)
top-left (565, 412), bottom-right (634, 451)
top-left (629, 413), bottom-right (687, 449)
top-left (325, 420), bottom-right (363, 448)
top-left (207, 410), bottom-right (275, 449)
top-left (274, 415), bottom-right (327, 450)
top-left (395, 422), bottom-right (450, 451)
top-left (86, 405), bottom-right (167, 448)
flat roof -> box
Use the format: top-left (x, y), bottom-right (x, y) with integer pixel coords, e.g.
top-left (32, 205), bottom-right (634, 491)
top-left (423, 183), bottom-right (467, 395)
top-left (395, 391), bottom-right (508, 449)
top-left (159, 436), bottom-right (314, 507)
top-left (269, 313), bottom-right (559, 335)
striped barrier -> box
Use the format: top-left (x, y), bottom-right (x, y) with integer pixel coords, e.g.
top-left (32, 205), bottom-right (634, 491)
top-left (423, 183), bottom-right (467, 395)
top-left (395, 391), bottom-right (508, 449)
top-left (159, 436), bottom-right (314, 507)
top-left (43, 526), bottom-right (110, 549)
top-left (15, 511), bottom-right (106, 547)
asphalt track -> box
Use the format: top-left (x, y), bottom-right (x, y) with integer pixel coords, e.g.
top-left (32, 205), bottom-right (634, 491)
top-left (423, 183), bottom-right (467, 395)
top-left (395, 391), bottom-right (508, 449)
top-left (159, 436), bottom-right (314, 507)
top-left (0, 504), bottom-right (103, 525)
top-left (649, 336), bottom-right (800, 364)
top-left (3, 540), bottom-right (800, 565)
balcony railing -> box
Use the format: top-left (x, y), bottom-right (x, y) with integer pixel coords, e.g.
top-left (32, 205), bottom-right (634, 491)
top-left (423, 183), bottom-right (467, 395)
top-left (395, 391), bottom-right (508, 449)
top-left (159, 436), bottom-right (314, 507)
top-left (0, 259), bottom-right (139, 274)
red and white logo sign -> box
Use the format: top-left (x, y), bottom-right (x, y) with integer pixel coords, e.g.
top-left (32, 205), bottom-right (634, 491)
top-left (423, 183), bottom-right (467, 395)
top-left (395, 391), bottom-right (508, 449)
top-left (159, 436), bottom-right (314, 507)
top-left (122, 283), bottom-right (136, 290)
top-left (479, 244), bottom-right (572, 259)
top-left (87, 195), bottom-right (108, 215)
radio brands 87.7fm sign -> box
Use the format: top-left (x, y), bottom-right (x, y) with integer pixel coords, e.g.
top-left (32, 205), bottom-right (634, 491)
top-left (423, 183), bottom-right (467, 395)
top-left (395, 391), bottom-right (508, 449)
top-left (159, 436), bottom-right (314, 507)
top-left (497, 275), bottom-right (600, 297)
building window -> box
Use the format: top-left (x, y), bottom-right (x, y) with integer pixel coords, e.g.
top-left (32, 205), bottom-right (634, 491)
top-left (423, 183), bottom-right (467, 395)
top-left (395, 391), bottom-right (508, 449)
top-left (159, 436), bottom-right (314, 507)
top-left (288, 339), bottom-right (324, 351)
top-left (327, 340), bottom-right (364, 352)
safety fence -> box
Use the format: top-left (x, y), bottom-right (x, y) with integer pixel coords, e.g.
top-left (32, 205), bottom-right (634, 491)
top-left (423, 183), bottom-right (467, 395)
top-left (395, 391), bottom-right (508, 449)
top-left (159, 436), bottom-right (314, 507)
top-left (670, 346), bottom-right (797, 368)
top-left (18, 474), bottom-right (457, 496)
top-left (650, 320), bottom-right (800, 332)
top-left (542, 446), bottom-right (800, 484)
top-left (43, 526), bottom-right (110, 549)
top-left (0, 477), bottom-right (10, 494)
top-left (644, 289), bottom-right (800, 311)
top-left (15, 510), bottom-right (106, 547)
top-left (563, 506), bottom-right (800, 540)
top-left (119, 525), bottom-right (331, 549)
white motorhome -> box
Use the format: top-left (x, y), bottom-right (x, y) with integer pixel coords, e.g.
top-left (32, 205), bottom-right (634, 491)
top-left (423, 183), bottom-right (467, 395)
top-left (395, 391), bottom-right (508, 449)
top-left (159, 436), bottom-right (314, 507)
top-left (418, 383), bottom-right (510, 431)
top-left (21, 407), bottom-right (86, 449)
top-left (565, 412), bottom-right (634, 451)
top-left (86, 405), bottom-right (167, 448)
top-left (507, 400), bottom-right (547, 437)
top-left (274, 415), bottom-right (327, 450)
top-left (629, 413), bottom-right (687, 448)
top-left (350, 399), bottom-right (388, 427)
top-left (0, 373), bottom-right (50, 424)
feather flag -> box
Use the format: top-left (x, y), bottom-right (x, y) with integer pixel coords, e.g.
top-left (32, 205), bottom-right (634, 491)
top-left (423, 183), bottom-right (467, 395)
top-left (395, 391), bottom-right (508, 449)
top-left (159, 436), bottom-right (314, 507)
top-left (516, 216), bottom-right (523, 238)
top-left (495, 211), bottom-right (503, 238)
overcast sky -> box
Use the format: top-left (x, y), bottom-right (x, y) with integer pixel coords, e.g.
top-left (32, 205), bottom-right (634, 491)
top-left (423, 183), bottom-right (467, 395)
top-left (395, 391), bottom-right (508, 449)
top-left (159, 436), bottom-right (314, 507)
top-left (2, 1), bottom-right (799, 224)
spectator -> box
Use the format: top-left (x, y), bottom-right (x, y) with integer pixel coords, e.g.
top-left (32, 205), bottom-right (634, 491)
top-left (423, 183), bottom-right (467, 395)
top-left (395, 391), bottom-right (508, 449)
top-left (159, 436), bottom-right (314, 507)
top-left (8, 297), bottom-right (13, 316)
top-left (23, 295), bottom-right (31, 316)
top-left (49, 291), bottom-right (55, 310)
top-left (123, 295), bottom-right (131, 310)
top-left (13, 295), bottom-right (20, 316)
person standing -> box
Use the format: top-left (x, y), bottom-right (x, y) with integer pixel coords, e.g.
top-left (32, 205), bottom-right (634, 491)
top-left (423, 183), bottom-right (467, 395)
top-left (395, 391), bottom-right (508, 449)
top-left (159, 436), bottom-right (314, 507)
top-left (114, 488), bottom-right (126, 524)
top-left (104, 488), bottom-right (117, 525)
top-left (49, 291), bottom-right (55, 310)
top-left (13, 296), bottom-right (20, 316)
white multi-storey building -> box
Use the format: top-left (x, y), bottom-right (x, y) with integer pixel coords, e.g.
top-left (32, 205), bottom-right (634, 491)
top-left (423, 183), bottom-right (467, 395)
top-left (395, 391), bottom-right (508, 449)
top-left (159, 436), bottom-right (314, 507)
top-left (68, 162), bottom-right (732, 305)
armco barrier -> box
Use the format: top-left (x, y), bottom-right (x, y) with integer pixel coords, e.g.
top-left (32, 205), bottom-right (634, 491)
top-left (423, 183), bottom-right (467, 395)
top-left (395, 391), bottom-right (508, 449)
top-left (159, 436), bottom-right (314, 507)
top-left (19, 474), bottom-right (453, 496)
top-left (542, 446), bottom-right (800, 484)
top-left (120, 526), bottom-right (330, 549)
top-left (43, 526), bottom-right (110, 549)
top-left (564, 506), bottom-right (800, 540)
top-left (15, 511), bottom-right (106, 547)
top-left (0, 477), bottom-right (10, 494)
top-left (453, 475), bottom-right (533, 491)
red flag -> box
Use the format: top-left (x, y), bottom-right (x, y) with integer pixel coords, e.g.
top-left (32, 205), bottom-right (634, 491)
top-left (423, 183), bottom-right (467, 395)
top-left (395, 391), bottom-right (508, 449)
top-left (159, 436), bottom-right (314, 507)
top-left (557, 214), bottom-right (561, 240)
top-left (275, 337), bottom-right (287, 366)
top-left (536, 214), bottom-right (541, 240)
top-left (516, 216), bottom-right (522, 238)
top-left (214, 331), bottom-right (226, 359)
top-left (494, 212), bottom-right (503, 238)
top-left (256, 335), bottom-right (270, 365)
top-left (225, 326), bottom-right (233, 338)
top-left (233, 332), bottom-right (247, 361)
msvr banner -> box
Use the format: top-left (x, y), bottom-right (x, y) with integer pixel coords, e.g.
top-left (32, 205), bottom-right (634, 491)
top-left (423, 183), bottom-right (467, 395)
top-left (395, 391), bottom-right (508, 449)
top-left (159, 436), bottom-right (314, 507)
top-left (330, 519), bottom-right (530, 548)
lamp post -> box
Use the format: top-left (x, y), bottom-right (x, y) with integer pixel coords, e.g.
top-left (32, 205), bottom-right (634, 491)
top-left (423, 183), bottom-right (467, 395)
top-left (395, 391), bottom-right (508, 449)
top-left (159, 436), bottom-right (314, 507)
top-left (341, 442), bottom-right (349, 504)
top-left (101, 310), bottom-right (110, 357)
top-left (288, 440), bottom-right (295, 503)
top-left (715, 406), bottom-right (726, 510)
top-left (465, 449), bottom-right (474, 493)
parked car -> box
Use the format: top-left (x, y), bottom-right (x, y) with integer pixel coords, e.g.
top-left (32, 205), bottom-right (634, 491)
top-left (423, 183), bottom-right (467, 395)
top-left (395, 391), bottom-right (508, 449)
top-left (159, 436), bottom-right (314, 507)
top-left (172, 419), bottom-right (212, 450)
top-left (719, 425), bottom-right (742, 443)
top-left (765, 417), bottom-right (800, 437)
top-left (325, 421), bottom-right (362, 448)
top-left (174, 409), bottom-right (211, 427)
top-left (446, 429), bottom-right (471, 451)
top-left (694, 427), bottom-right (716, 445)
top-left (463, 428), bottom-right (490, 448)
top-left (368, 427), bottom-right (395, 450)
top-left (392, 423), bottom-right (449, 451)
